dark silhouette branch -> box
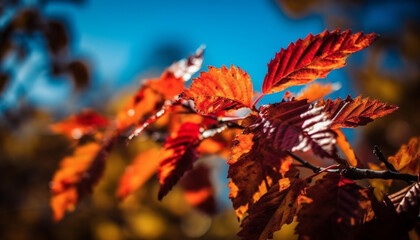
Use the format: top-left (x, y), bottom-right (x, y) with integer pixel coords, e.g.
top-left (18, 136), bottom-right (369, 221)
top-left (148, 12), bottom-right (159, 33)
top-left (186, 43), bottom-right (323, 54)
top-left (373, 145), bottom-right (398, 172)
top-left (287, 151), bottom-right (417, 183)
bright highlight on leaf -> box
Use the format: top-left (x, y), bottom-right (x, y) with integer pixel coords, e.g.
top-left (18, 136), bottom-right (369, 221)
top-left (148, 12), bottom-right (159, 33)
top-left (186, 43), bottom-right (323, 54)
top-left (296, 82), bottom-right (340, 102)
top-left (262, 29), bottom-right (378, 94)
top-left (182, 65), bottom-right (254, 115)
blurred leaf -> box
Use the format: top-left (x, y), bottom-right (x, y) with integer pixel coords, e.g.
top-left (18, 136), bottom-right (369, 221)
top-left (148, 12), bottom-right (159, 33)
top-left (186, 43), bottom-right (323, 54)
top-left (67, 60), bottom-right (90, 90)
top-left (388, 136), bottom-right (420, 175)
top-left (296, 82), bottom-right (339, 102)
top-left (335, 129), bottom-right (359, 167)
top-left (45, 19), bottom-right (69, 55)
top-left (180, 164), bottom-right (216, 215)
top-left (50, 109), bottom-right (110, 139)
top-left (117, 148), bottom-right (161, 200)
top-left (0, 73), bottom-right (9, 94)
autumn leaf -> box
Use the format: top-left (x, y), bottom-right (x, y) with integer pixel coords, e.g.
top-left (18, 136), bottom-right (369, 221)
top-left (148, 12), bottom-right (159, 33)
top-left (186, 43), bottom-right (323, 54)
top-left (182, 65), bottom-right (254, 115)
top-left (167, 45), bottom-right (204, 81)
top-left (117, 148), bottom-right (161, 200)
top-left (335, 129), bottom-right (359, 167)
top-left (238, 178), bottom-right (306, 240)
top-left (157, 122), bottom-right (201, 200)
top-left (296, 173), bottom-right (374, 239)
top-left (50, 109), bottom-right (110, 139)
top-left (387, 137), bottom-right (420, 175)
top-left (296, 82), bottom-right (340, 102)
top-left (250, 99), bottom-right (339, 161)
top-left (262, 29), bottom-right (377, 94)
top-left (317, 95), bottom-right (398, 129)
top-left (180, 164), bottom-right (216, 215)
top-left (50, 142), bottom-right (110, 221)
top-left (144, 71), bottom-right (186, 100)
top-left (116, 86), bottom-right (164, 130)
top-left (228, 133), bottom-right (290, 219)
top-left (387, 182), bottom-right (420, 214)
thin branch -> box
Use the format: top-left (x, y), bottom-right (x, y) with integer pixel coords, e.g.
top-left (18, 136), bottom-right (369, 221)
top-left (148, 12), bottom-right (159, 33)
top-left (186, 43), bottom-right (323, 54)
top-left (287, 151), bottom-right (321, 172)
top-left (373, 145), bottom-right (398, 172)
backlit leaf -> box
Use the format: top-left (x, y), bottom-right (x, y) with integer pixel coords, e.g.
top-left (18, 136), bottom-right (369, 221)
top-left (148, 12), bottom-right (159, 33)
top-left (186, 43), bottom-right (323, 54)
top-left (262, 29), bottom-right (377, 94)
top-left (296, 173), bottom-right (374, 239)
top-left (167, 45), bottom-right (204, 81)
top-left (387, 182), bottom-right (420, 214)
top-left (228, 133), bottom-right (290, 219)
top-left (180, 164), bottom-right (216, 215)
top-left (250, 99), bottom-right (339, 161)
top-left (144, 71), bottom-right (186, 100)
top-left (296, 82), bottom-right (340, 102)
top-left (318, 95), bottom-right (398, 128)
top-left (158, 122), bottom-right (201, 200)
top-left (50, 142), bottom-right (109, 221)
top-left (117, 148), bottom-right (161, 200)
top-left (182, 65), bottom-right (254, 115)
top-left (50, 109), bottom-right (110, 139)
top-left (387, 137), bottom-right (420, 175)
top-left (335, 129), bottom-right (359, 167)
top-left (238, 178), bottom-right (306, 240)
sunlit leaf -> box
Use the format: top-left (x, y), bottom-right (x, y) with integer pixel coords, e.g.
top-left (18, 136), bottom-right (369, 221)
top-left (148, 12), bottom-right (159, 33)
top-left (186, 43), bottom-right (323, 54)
top-left (387, 136), bottom-right (420, 175)
top-left (334, 129), bottom-right (359, 167)
top-left (158, 122), bottom-right (201, 200)
top-left (180, 164), bottom-right (216, 215)
top-left (317, 95), bottom-right (399, 128)
top-left (238, 178), bottom-right (306, 240)
top-left (262, 29), bottom-right (377, 94)
top-left (168, 45), bottom-right (204, 81)
top-left (117, 148), bottom-right (161, 200)
top-left (251, 99), bottom-right (339, 161)
top-left (182, 65), bottom-right (254, 115)
top-left (50, 142), bottom-right (109, 221)
top-left (50, 109), bottom-right (110, 139)
top-left (228, 133), bottom-right (290, 219)
top-left (296, 173), bottom-right (374, 239)
top-left (144, 72), bottom-right (186, 100)
top-left (296, 82), bottom-right (340, 102)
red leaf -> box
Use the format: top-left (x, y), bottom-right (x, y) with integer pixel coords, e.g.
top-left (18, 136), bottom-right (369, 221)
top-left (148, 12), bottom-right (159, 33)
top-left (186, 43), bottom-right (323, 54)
top-left (251, 99), bottom-right (340, 161)
top-left (50, 142), bottom-right (110, 221)
top-left (296, 173), bottom-right (374, 239)
top-left (317, 95), bottom-right (398, 129)
top-left (50, 109), bottom-right (110, 139)
top-left (180, 164), bottom-right (216, 215)
top-left (262, 29), bottom-right (377, 94)
top-left (117, 148), bottom-right (161, 200)
top-left (182, 65), bottom-right (254, 115)
top-left (387, 136), bottom-right (420, 175)
top-left (238, 178), bottom-right (306, 240)
top-left (157, 122), bottom-right (201, 200)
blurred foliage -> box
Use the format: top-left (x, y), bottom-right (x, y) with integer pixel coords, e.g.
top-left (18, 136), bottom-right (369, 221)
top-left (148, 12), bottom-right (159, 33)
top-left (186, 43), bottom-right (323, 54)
top-left (0, 0), bottom-right (418, 239)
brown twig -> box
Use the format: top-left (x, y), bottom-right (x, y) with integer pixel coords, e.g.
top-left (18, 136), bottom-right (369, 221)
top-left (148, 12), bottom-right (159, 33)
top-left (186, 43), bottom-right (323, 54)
top-left (373, 145), bottom-right (398, 172)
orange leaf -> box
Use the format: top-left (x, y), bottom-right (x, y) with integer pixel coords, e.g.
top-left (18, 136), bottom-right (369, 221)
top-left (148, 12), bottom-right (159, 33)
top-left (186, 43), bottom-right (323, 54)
top-left (228, 133), bottom-right (290, 219)
top-left (262, 29), bottom-right (377, 94)
top-left (238, 178), bottom-right (306, 240)
top-left (116, 86), bottom-right (163, 130)
top-left (180, 164), bottom-right (216, 215)
top-left (117, 148), bottom-right (161, 200)
top-left (50, 109), bottom-right (110, 139)
top-left (296, 82), bottom-right (340, 102)
top-left (182, 65), bottom-right (254, 115)
top-left (144, 71), bottom-right (186, 100)
top-left (388, 137), bottom-right (420, 175)
top-left (318, 95), bottom-right (398, 128)
top-left (157, 122), bottom-right (201, 200)
top-left (50, 142), bottom-right (108, 221)
top-left (335, 129), bottom-right (359, 167)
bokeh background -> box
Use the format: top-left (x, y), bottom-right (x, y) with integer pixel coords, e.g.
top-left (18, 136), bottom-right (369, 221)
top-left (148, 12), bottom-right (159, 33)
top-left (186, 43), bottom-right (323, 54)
top-left (1, 0), bottom-right (419, 239)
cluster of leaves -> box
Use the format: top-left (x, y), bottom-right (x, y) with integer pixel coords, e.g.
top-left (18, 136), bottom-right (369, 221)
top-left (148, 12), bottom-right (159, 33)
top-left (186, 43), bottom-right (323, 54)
top-left (49, 29), bottom-right (419, 239)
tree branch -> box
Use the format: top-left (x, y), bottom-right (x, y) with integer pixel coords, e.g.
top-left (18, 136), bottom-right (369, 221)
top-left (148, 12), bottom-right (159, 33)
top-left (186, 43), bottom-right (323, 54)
top-left (373, 145), bottom-right (398, 172)
top-left (287, 151), bottom-right (321, 172)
